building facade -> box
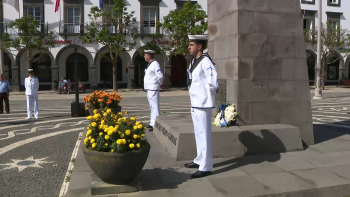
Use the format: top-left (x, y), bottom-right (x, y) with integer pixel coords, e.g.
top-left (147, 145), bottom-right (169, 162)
top-left (1, 0), bottom-right (206, 91)
top-left (301, 0), bottom-right (350, 85)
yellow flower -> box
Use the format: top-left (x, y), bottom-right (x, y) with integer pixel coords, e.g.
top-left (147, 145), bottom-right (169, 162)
top-left (138, 135), bottom-right (140, 138)
top-left (93, 109), bottom-right (98, 114)
top-left (129, 143), bottom-right (135, 149)
top-left (124, 111), bottom-right (128, 114)
top-left (86, 116), bottom-right (93, 120)
top-left (111, 149), bottom-right (114, 152)
top-left (90, 138), bottom-right (95, 143)
top-left (122, 139), bottom-right (126, 144)
top-left (117, 139), bottom-right (122, 145)
top-left (109, 126), bottom-right (114, 130)
top-left (135, 122), bottom-right (140, 126)
top-left (104, 125), bottom-right (108, 129)
top-left (89, 136), bottom-right (92, 140)
top-left (107, 109), bottom-right (111, 114)
top-left (115, 125), bottom-right (119, 130)
top-left (113, 128), bottom-right (118, 133)
top-left (133, 134), bottom-right (138, 139)
top-left (98, 125), bottom-right (103, 129)
top-left (99, 132), bottom-right (103, 136)
top-left (122, 117), bottom-right (127, 122)
top-left (105, 135), bottom-right (109, 140)
top-left (103, 113), bottom-right (108, 117)
top-left (105, 143), bottom-right (108, 146)
top-left (86, 132), bottom-right (90, 137)
top-left (91, 122), bottom-right (97, 127)
top-left (86, 127), bottom-right (89, 130)
top-left (137, 143), bottom-right (141, 148)
top-left (133, 126), bottom-right (138, 130)
top-left (84, 138), bottom-right (88, 143)
top-left (104, 128), bottom-right (109, 133)
top-left (120, 134), bottom-right (124, 138)
top-left (92, 143), bottom-right (96, 148)
top-left (144, 127), bottom-right (147, 130)
top-left (125, 130), bottom-right (131, 135)
top-left (88, 129), bottom-right (92, 134)
top-left (141, 134), bottom-right (145, 137)
top-left (118, 112), bottom-right (122, 115)
top-left (138, 125), bottom-right (143, 129)
top-left (101, 120), bottom-right (105, 125)
top-left (108, 130), bottom-right (113, 136)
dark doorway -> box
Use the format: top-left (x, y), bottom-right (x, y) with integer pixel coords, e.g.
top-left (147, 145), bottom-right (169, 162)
top-left (66, 53), bottom-right (89, 82)
top-left (327, 57), bottom-right (339, 80)
top-left (3, 52), bottom-right (12, 84)
top-left (32, 54), bottom-right (52, 83)
top-left (134, 54), bottom-right (148, 88)
top-left (306, 52), bottom-right (315, 81)
top-left (100, 54), bottom-right (122, 88)
top-left (171, 55), bottom-right (187, 87)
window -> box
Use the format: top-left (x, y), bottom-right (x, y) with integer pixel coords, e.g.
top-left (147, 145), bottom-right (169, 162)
top-left (328, 0), bottom-right (341, 6)
top-left (302, 10), bottom-right (316, 41)
top-left (301, 0), bottom-right (315, 4)
top-left (67, 7), bottom-right (81, 33)
top-left (27, 7), bottom-right (41, 23)
top-left (143, 8), bottom-right (157, 34)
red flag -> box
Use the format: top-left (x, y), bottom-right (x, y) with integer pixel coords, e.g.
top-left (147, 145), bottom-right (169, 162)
top-left (55, 0), bottom-right (60, 13)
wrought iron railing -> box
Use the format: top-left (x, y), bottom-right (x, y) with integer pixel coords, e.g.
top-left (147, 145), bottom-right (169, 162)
top-left (2, 22), bottom-right (49, 34)
top-left (59, 22), bottom-right (88, 34)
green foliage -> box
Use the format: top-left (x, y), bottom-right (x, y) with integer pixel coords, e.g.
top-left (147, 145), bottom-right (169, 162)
top-left (79, 0), bottom-right (138, 90)
top-left (2, 15), bottom-right (56, 69)
top-left (144, 0), bottom-right (207, 58)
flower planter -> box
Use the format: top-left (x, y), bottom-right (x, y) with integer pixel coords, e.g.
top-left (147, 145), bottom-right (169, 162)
top-left (89, 106), bottom-right (122, 116)
top-left (82, 144), bottom-right (150, 184)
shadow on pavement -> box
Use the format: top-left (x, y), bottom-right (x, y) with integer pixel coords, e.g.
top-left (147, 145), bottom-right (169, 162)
top-left (313, 121), bottom-right (350, 144)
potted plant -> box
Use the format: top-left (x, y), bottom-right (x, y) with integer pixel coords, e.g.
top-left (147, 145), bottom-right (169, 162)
top-left (83, 109), bottom-right (150, 184)
top-left (84, 91), bottom-right (122, 115)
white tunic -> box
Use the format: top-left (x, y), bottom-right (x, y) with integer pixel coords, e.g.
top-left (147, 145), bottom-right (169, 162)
top-left (188, 56), bottom-right (218, 108)
top-left (25, 77), bottom-right (39, 95)
top-left (144, 60), bottom-right (164, 91)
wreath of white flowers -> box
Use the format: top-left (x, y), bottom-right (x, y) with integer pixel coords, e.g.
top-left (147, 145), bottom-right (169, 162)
top-left (212, 104), bottom-right (238, 127)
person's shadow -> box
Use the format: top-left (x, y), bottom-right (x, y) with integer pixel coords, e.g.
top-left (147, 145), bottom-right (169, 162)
top-left (213, 129), bottom-right (287, 175)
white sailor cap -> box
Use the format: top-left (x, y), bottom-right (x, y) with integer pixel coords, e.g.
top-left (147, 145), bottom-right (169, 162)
top-left (144, 50), bottom-right (155, 54)
top-left (28, 69), bottom-right (34, 73)
top-left (188, 35), bottom-right (208, 42)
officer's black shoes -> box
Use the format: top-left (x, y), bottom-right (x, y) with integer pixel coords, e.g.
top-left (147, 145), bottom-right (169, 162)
top-left (148, 127), bottom-right (153, 131)
top-left (146, 125), bottom-right (153, 129)
top-left (191, 170), bottom-right (212, 179)
top-left (184, 162), bottom-right (199, 169)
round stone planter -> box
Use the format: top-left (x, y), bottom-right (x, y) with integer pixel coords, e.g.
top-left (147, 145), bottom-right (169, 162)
top-left (82, 144), bottom-right (150, 184)
top-left (88, 106), bottom-right (122, 116)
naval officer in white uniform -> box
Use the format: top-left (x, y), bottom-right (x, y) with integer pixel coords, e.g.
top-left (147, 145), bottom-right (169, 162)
top-left (184, 35), bottom-right (218, 179)
top-left (25, 69), bottom-right (40, 120)
top-left (143, 50), bottom-right (164, 131)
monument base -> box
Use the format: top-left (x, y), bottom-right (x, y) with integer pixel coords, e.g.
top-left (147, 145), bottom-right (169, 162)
top-left (91, 173), bottom-right (138, 196)
top-left (154, 116), bottom-right (303, 161)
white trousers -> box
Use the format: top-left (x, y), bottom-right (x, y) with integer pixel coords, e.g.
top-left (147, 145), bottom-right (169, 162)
top-left (191, 108), bottom-right (213, 171)
top-left (147, 91), bottom-right (160, 127)
top-left (26, 95), bottom-right (39, 119)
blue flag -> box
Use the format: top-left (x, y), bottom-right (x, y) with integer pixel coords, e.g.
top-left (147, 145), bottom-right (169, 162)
top-left (99, 0), bottom-right (103, 9)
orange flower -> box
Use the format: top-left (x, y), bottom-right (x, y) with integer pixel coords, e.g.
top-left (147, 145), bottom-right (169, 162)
top-left (86, 105), bottom-right (89, 109)
top-left (98, 99), bottom-right (103, 102)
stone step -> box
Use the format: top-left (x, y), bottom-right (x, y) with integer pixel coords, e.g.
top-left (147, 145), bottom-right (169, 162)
top-left (153, 115), bottom-right (304, 161)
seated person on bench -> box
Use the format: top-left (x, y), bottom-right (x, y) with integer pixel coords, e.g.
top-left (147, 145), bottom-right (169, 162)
top-left (58, 78), bottom-right (66, 94)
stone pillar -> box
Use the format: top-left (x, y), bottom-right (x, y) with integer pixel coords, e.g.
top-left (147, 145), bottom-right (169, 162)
top-left (51, 64), bottom-right (59, 91)
top-left (164, 64), bottom-right (172, 88)
top-left (11, 65), bottom-right (20, 92)
top-left (127, 64), bottom-right (135, 89)
top-left (90, 64), bottom-right (98, 90)
top-left (209, 0), bottom-right (314, 145)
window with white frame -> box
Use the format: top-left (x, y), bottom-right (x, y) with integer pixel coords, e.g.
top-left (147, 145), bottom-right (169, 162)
top-left (143, 8), bottom-right (157, 34)
top-left (27, 7), bottom-right (41, 23)
top-left (67, 7), bottom-right (81, 33)
top-left (328, 0), bottom-right (340, 6)
top-left (301, 0), bottom-right (315, 4)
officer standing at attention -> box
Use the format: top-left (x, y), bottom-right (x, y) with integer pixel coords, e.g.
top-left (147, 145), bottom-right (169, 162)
top-left (184, 35), bottom-right (218, 179)
top-left (143, 50), bottom-right (164, 131)
top-left (25, 69), bottom-right (40, 120)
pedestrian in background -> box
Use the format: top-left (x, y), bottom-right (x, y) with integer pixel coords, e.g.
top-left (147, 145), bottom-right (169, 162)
top-left (25, 69), bottom-right (39, 120)
top-left (0, 74), bottom-right (11, 114)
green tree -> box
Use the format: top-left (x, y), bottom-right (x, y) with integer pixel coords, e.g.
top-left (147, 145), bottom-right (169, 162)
top-left (304, 22), bottom-right (350, 81)
top-left (142, 0), bottom-right (207, 58)
top-left (2, 15), bottom-right (55, 70)
top-left (80, 0), bottom-right (138, 91)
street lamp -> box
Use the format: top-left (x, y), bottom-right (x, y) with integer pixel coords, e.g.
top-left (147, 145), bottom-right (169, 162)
top-left (71, 47), bottom-right (82, 117)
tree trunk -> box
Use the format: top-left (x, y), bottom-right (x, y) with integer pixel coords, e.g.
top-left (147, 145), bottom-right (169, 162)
top-left (113, 61), bottom-right (118, 91)
top-left (27, 50), bottom-right (32, 70)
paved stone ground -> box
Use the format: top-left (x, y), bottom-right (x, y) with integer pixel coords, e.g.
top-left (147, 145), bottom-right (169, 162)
top-left (1, 88), bottom-right (350, 197)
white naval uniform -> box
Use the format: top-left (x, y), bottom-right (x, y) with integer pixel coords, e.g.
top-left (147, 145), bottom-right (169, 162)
top-left (144, 60), bottom-right (164, 127)
top-left (188, 55), bottom-right (218, 172)
top-left (25, 77), bottom-right (39, 119)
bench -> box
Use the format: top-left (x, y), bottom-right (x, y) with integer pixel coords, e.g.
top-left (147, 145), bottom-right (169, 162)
top-left (68, 82), bottom-right (86, 93)
top-left (340, 80), bottom-right (350, 87)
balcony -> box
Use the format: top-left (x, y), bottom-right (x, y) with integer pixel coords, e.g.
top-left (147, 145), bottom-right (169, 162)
top-left (1, 22), bottom-right (49, 35)
top-left (59, 22), bottom-right (87, 36)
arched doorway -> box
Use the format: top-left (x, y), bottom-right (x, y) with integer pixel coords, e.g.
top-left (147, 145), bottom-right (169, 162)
top-left (171, 55), bottom-right (187, 87)
top-left (134, 54), bottom-right (148, 88)
top-left (306, 51), bottom-right (315, 81)
top-left (66, 54), bottom-right (89, 82)
top-left (327, 56), bottom-right (340, 81)
top-left (100, 54), bottom-right (122, 88)
top-left (32, 54), bottom-right (52, 83)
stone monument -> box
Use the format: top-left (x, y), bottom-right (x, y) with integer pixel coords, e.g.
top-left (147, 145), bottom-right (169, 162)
top-left (208, 0), bottom-right (314, 145)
